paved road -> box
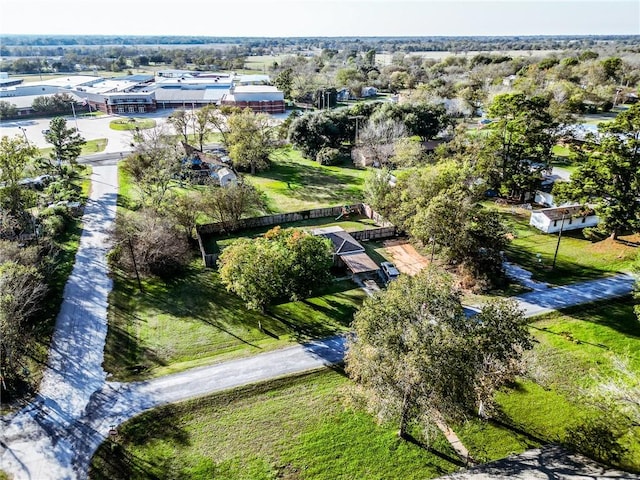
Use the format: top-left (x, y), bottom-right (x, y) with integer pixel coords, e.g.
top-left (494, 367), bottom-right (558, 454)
top-left (0, 163), bottom-right (636, 478)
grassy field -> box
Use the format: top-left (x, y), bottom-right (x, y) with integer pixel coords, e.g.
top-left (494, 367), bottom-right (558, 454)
top-left (247, 146), bottom-right (367, 213)
top-left (39, 138), bottom-right (108, 157)
top-left (110, 118), bottom-right (156, 131)
top-left (489, 204), bottom-right (637, 285)
top-left (91, 300), bottom-right (640, 479)
top-left (104, 264), bottom-right (366, 381)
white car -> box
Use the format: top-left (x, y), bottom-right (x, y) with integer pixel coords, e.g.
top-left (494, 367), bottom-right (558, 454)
top-left (380, 261), bottom-right (400, 283)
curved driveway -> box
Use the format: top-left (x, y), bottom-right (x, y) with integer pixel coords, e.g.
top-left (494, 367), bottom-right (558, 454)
top-left (0, 162), bottom-right (636, 479)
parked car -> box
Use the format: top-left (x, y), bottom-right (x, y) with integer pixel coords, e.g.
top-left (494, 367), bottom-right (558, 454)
top-left (380, 261), bottom-right (400, 284)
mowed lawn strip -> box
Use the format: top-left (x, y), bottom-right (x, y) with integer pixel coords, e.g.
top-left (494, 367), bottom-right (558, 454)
top-left (104, 265), bottom-right (365, 381)
top-left (247, 146), bottom-right (367, 213)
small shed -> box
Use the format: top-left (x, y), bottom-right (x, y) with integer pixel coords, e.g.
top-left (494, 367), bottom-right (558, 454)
top-left (216, 167), bottom-right (237, 187)
top-left (529, 205), bottom-right (599, 234)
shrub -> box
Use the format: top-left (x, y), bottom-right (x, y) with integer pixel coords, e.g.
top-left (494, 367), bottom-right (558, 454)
top-left (315, 147), bottom-right (347, 166)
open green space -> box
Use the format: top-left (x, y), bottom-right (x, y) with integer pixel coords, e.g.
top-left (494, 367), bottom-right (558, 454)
top-left (488, 204), bottom-right (637, 285)
top-left (39, 138), bottom-right (108, 157)
top-left (110, 118), bottom-right (156, 131)
top-left (92, 299), bottom-right (640, 478)
top-left (246, 146), bottom-right (367, 213)
top-left (104, 263), bottom-right (365, 381)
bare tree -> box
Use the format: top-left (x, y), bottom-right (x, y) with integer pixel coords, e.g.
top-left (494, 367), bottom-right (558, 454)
top-left (358, 119), bottom-right (407, 167)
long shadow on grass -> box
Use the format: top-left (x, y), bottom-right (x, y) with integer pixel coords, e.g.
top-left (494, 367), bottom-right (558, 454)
top-left (551, 297), bottom-right (640, 339)
top-left (403, 433), bottom-right (468, 468)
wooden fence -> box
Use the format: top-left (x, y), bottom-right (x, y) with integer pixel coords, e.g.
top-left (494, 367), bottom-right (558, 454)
top-left (197, 204), bottom-right (365, 236)
top-left (196, 203), bottom-right (398, 268)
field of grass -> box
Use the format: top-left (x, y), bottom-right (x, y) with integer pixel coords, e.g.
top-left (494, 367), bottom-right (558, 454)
top-left (104, 264), bottom-right (366, 381)
top-left (38, 138), bottom-right (109, 157)
top-left (91, 299), bottom-right (640, 478)
top-left (247, 146), bottom-right (367, 213)
top-left (90, 370), bottom-right (508, 480)
top-left (488, 204), bottom-right (637, 285)
top-left (110, 118), bottom-right (156, 131)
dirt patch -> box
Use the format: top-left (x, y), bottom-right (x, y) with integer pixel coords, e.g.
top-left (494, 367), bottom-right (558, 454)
top-left (382, 239), bottom-right (430, 276)
top-left (588, 234), bottom-right (639, 257)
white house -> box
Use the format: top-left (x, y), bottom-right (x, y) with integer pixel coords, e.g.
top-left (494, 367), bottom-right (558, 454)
top-left (212, 167), bottom-right (237, 187)
top-left (529, 205), bottom-right (599, 234)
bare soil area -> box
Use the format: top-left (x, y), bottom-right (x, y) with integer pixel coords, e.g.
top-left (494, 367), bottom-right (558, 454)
top-left (382, 239), bottom-right (431, 275)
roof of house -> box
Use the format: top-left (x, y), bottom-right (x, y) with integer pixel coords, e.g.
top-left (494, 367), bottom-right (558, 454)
top-left (311, 226), bottom-right (364, 255)
top-left (341, 252), bottom-right (380, 274)
top-left (532, 205), bottom-right (595, 221)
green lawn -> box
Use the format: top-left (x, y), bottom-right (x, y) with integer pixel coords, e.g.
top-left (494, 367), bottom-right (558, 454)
top-left (497, 298), bottom-right (640, 471)
top-left (110, 118), bottom-right (156, 131)
top-left (91, 299), bottom-right (640, 478)
top-left (90, 371), bottom-right (497, 480)
top-left (246, 146), bottom-right (367, 213)
top-left (39, 138), bottom-right (108, 157)
top-left (489, 205), bottom-right (637, 285)
top-left (104, 264), bottom-right (366, 381)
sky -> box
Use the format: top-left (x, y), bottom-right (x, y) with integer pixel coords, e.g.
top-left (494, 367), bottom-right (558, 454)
top-left (0, 0), bottom-right (638, 37)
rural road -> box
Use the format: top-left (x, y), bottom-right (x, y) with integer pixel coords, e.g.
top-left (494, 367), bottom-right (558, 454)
top-left (0, 162), bottom-right (636, 479)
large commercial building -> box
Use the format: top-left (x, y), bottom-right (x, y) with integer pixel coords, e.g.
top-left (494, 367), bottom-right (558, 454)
top-left (0, 71), bottom-right (285, 116)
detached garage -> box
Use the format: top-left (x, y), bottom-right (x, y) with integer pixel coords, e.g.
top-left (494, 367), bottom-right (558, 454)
top-left (312, 226), bottom-right (380, 276)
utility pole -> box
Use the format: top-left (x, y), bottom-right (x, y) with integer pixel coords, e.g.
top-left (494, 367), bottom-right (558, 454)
top-left (70, 101), bottom-right (79, 132)
top-left (552, 211), bottom-right (568, 270)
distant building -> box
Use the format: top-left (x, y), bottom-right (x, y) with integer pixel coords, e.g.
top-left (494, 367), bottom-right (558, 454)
top-left (221, 85), bottom-right (285, 113)
top-left (2, 71), bottom-right (286, 117)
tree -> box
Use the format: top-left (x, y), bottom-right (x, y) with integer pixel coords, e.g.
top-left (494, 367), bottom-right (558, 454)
top-left (0, 261), bottom-right (47, 395)
top-left (167, 109), bottom-right (192, 145)
top-left (203, 182), bottom-right (265, 233)
top-left (0, 136), bottom-right (38, 214)
top-left (167, 190), bottom-right (205, 240)
top-left (554, 104), bottom-right (640, 239)
top-left (192, 105), bottom-right (215, 151)
top-left (358, 118), bottom-right (407, 167)
top-left (274, 68), bottom-right (293, 99)
top-left (123, 126), bottom-right (183, 209)
top-left (478, 93), bottom-right (557, 200)
top-left (0, 101), bottom-right (17, 120)
top-left (227, 109), bottom-right (274, 174)
top-left (411, 188), bottom-right (510, 290)
top-left (218, 227), bottom-right (332, 312)
top-left (346, 269), bottom-right (530, 452)
top-left (43, 116), bottom-right (86, 177)
top-left (112, 209), bottom-right (191, 280)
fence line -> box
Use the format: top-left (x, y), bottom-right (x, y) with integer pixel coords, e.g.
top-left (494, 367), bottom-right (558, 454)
top-left (196, 203), bottom-right (397, 268)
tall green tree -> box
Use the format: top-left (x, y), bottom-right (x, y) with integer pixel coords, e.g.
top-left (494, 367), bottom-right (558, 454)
top-left (218, 227), bottom-right (333, 312)
top-left (0, 136), bottom-right (38, 214)
top-left (554, 104), bottom-right (640, 239)
top-left (346, 270), bottom-right (531, 452)
top-left (479, 93), bottom-right (557, 200)
top-left (43, 116), bottom-right (85, 177)
top-left (227, 109), bottom-right (274, 174)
